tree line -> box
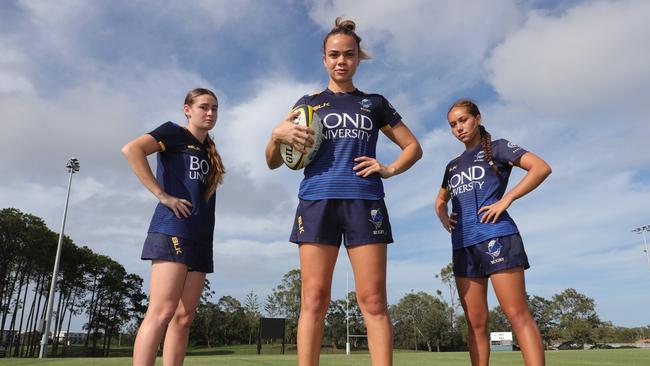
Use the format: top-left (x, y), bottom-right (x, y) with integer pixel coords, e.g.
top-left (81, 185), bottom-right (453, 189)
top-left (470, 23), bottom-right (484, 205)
top-left (187, 266), bottom-right (649, 351)
top-left (2, 207), bottom-right (647, 357)
top-left (0, 208), bottom-right (147, 357)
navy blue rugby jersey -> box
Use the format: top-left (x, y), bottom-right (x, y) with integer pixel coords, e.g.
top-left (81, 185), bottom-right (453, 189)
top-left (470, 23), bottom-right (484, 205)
top-left (442, 139), bottom-right (527, 249)
top-left (294, 88), bottom-right (402, 200)
top-left (147, 122), bottom-right (216, 243)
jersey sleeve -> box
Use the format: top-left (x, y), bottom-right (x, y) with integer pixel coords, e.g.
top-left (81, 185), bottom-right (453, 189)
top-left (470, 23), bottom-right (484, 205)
top-left (493, 139), bottom-right (527, 164)
top-left (148, 122), bottom-right (181, 152)
top-left (378, 96), bottom-right (402, 130)
top-left (292, 95), bottom-right (308, 109)
top-left (441, 166), bottom-right (450, 189)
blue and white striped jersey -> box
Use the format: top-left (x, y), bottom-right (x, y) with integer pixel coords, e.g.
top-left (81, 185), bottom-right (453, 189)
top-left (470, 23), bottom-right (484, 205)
top-left (295, 88), bottom-right (402, 200)
top-left (442, 139), bottom-right (527, 249)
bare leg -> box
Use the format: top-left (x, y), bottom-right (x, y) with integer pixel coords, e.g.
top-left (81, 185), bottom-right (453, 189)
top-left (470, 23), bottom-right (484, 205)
top-left (491, 268), bottom-right (545, 365)
top-left (297, 243), bottom-right (339, 366)
top-left (347, 244), bottom-right (392, 366)
top-left (456, 276), bottom-right (490, 366)
top-left (133, 261), bottom-right (188, 366)
top-left (162, 271), bottom-right (206, 366)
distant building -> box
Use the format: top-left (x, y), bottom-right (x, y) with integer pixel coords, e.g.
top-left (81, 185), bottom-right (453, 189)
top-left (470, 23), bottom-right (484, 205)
top-left (55, 331), bottom-right (87, 345)
top-left (490, 332), bottom-right (513, 352)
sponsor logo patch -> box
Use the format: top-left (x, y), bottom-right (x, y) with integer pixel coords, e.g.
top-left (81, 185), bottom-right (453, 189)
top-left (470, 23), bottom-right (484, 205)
top-left (313, 102), bottom-right (331, 111)
top-left (298, 216), bottom-right (305, 234)
top-left (171, 236), bottom-right (182, 255)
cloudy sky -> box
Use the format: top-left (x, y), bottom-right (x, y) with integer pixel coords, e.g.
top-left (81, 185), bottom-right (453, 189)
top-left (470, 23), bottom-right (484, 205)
top-left (1, 0), bottom-right (649, 328)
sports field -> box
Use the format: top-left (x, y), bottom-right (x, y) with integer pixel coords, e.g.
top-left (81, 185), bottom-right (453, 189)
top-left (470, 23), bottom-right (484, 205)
top-left (1, 348), bottom-right (647, 365)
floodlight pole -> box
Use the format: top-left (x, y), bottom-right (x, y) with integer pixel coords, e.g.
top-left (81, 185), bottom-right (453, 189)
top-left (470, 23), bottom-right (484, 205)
top-left (632, 225), bottom-right (650, 271)
top-left (39, 158), bottom-right (79, 358)
top-left (346, 270), bottom-right (350, 355)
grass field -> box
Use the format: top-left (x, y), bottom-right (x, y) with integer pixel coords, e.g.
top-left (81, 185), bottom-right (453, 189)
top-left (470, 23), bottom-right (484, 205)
top-left (1, 346), bottom-right (648, 365)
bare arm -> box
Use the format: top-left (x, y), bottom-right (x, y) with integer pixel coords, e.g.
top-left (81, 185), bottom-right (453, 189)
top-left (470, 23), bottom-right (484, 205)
top-left (353, 121), bottom-right (423, 178)
top-left (435, 187), bottom-right (457, 233)
top-left (265, 109), bottom-right (314, 169)
top-left (121, 134), bottom-right (192, 218)
top-left (478, 151), bottom-right (552, 223)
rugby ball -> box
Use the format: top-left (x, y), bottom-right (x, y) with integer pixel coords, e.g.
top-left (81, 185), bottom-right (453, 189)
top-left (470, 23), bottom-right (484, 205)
top-left (280, 104), bottom-right (323, 170)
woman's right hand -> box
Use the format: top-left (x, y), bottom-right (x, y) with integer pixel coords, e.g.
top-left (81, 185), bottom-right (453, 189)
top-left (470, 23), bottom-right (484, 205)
top-left (439, 212), bottom-right (458, 233)
top-left (271, 110), bottom-right (315, 153)
top-left (158, 192), bottom-right (192, 218)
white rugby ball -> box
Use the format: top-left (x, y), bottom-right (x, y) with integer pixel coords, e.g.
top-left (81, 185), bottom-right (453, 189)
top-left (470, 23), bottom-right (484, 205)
top-left (280, 104), bottom-right (323, 170)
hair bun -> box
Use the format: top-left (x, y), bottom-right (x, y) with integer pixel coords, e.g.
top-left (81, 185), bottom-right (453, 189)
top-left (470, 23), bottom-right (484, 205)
top-left (334, 17), bottom-right (356, 32)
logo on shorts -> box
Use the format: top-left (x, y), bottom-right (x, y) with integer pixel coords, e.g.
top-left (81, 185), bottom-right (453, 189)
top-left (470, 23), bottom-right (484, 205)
top-left (485, 239), bottom-right (504, 265)
top-left (171, 236), bottom-right (182, 255)
top-left (298, 216), bottom-right (305, 234)
top-left (369, 209), bottom-right (385, 235)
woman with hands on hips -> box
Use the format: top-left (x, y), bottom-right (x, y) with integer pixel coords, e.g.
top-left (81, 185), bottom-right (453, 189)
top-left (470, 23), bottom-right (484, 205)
top-left (435, 99), bottom-right (551, 366)
top-left (122, 88), bottom-right (225, 366)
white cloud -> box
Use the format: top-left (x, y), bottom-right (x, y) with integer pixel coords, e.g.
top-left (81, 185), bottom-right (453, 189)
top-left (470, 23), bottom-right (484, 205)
top-left (488, 0), bottom-right (650, 115)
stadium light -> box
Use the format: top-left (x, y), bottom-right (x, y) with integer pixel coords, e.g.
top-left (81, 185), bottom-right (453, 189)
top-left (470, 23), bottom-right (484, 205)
top-left (632, 225), bottom-right (650, 271)
top-left (39, 158), bottom-right (80, 358)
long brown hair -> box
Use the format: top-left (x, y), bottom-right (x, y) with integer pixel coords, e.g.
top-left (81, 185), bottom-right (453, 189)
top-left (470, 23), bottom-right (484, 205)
top-left (323, 17), bottom-right (371, 60)
top-left (184, 88), bottom-right (225, 201)
top-left (448, 99), bottom-right (499, 175)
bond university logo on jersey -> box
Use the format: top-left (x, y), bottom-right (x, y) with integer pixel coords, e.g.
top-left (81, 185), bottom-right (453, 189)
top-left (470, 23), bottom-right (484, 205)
top-left (322, 109), bottom-right (374, 141)
top-left (189, 156), bottom-right (209, 183)
top-left (474, 150), bottom-right (485, 163)
top-left (485, 239), bottom-right (504, 265)
top-left (447, 166), bottom-right (486, 198)
top-left (369, 209), bottom-right (385, 235)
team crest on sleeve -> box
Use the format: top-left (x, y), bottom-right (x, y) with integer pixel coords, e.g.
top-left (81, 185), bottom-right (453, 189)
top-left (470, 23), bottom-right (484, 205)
top-left (369, 208), bottom-right (385, 235)
top-left (485, 239), bottom-right (504, 265)
top-left (507, 141), bottom-right (522, 153)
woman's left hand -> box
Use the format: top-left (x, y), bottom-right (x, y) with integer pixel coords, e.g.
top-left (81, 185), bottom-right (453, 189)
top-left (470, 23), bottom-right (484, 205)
top-left (353, 156), bottom-right (395, 178)
top-left (478, 197), bottom-right (512, 224)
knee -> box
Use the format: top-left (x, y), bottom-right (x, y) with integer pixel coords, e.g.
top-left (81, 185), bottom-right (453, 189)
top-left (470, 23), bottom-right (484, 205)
top-left (301, 287), bottom-right (330, 317)
top-left (147, 304), bottom-right (178, 328)
top-left (171, 306), bottom-right (197, 329)
top-left (464, 309), bottom-right (488, 332)
top-left (502, 305), bottom-right (533, 329)
top-left (357, 291), bottom-right (388, 318)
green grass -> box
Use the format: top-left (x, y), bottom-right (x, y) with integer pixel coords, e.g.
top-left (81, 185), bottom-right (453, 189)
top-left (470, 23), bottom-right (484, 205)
top-left (1, 346), bottom-right (648, 365)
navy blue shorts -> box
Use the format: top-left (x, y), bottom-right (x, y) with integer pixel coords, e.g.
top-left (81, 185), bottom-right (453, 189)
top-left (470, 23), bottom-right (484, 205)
top-left (141, 232), bottom-right (214, 273)
top-left (289, 199), bottom-right (393, 247)
top-left (452, 233), bottom-right (529, 278)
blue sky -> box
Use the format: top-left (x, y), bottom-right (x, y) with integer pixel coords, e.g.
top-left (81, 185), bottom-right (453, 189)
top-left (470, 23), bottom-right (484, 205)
top-left (1, 0), bottom-right (649, 329)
